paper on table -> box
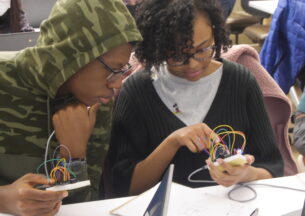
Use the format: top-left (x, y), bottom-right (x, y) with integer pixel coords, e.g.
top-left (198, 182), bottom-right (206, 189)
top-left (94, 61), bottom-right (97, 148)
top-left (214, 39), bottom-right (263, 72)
top-left (169, 190), bottom-right (257, 216)
top-left (110, 183), bottom-right (257, 216)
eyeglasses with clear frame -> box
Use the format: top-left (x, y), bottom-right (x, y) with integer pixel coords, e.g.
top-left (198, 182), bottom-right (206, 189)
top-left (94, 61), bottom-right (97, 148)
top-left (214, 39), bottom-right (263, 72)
top-left (97, 57), bottom-right (132, 82)
top-left (167, 45), bottom-right (216, 67)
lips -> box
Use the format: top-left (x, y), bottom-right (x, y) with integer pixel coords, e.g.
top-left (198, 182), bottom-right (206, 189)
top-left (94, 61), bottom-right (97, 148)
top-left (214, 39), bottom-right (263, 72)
top-left (98, 97), bottom-right (112, 104)
top-left (184, 70), bottom-right (202, 78)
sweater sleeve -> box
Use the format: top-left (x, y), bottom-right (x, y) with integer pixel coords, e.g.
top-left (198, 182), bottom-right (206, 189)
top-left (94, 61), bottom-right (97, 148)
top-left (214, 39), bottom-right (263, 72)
top-left (245, 73), bottom-right (284, 177)
top-left (107, 80), bottom-right (149, 197)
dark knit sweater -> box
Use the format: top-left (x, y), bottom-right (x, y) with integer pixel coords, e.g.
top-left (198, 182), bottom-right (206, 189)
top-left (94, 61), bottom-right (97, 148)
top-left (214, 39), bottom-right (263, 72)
top-left (106, 59), bottom-right (284, 197)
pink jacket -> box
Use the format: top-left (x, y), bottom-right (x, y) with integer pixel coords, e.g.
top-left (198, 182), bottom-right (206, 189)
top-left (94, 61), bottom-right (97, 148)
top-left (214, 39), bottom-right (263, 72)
top-left (222, 45), bottom-right (298, 175)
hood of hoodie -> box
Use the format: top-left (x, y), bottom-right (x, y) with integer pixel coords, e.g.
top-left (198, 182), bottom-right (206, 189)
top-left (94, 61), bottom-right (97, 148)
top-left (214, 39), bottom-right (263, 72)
top-left (0, 0), bottom-right (141, 200)
top-left (15, 0), bottom-right (142, 98)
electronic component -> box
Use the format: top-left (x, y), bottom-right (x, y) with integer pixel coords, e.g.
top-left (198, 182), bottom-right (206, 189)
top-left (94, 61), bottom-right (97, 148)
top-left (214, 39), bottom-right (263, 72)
top-left (35, 131), bottom-right (90, 192)
top-left (189, 125), bottom-right (248, 183)
top-left (212, 154), bottom-right (247, 172)
top-left (44, 180), bottom-right (91, 191)
top-left (207, 125), bottom-right (246, 162)
top-left (215, 145), bottom-right (231, 159)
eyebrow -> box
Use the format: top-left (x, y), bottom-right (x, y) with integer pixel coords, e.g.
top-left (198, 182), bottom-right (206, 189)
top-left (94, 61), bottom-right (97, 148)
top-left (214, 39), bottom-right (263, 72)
top-left (193, 37), bottom-right (212, 48)
top-left (107, 60), bottom-right (125, 69)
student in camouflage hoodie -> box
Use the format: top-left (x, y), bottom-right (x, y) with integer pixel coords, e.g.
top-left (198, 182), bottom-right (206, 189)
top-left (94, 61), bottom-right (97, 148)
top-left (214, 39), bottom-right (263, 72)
top-left (0, 0), bottom-right (142, 215)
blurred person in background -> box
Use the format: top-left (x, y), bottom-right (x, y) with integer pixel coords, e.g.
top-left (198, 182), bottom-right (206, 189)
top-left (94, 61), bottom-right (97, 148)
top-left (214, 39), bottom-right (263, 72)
top-left (0, 0), bottom-right (33, 33)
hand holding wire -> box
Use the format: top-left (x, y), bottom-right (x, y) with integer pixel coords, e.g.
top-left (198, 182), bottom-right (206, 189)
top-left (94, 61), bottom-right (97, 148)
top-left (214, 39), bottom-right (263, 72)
top-left (207, 154), bottom-right (255, 187)
top-left (1, 173), bottom-right (67, 216)
top-left (167, 123), bottom-right (217, 153)
top-left (188, 124), bottom-right (249, 185)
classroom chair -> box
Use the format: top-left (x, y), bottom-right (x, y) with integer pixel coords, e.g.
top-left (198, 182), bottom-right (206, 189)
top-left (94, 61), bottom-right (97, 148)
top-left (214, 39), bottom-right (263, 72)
top-left (240, 0), bottom-right (271, 46)
top-left (226, 0), bottom-right (271, 45)
top-left (226, 11), bottom-right (260, 44)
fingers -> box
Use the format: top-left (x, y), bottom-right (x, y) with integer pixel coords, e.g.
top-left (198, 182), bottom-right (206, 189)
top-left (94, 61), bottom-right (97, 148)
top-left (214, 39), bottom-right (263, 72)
top-left (16, 189), bottom-right (65, 215)
top-left (21, 174), bottom-right (56, 188)
top-left (216, 159), bottom-right (236, 174)
top-left (16, 199), bottom-right (61, 214)
top-left (189, 136), bottom-right (207, 152)
top-left (21, 188), bottom-right (68, 202)
top-left (88, 103), bottom-right (100, 123)
top-left (208, 157), bottom-right (246, 175)
top-left (186, 139), bottom-right (201, 153)
top-left (21, 173), bottom-right (50, 186)
top-left (8, 174), bottom-right (66, 216)
top-left (42, 201), bottom-right (61, 216)
top-left (244, 154), bottom-right (255, 165)
top-left (200, 123), bottom-right (219, 141)
top-left (53, 103), bottom-right (87, 119)
top-left (171, 123), bottom-right (216, 153)
top-left (53, 103), bottom-right (99, 125)
top-left (52, 103), bottom-right (95, 159)
top-left (24, 199), bottom-right (61, 209)
top-left (21, 201), bottom-right (62, 216)
top-left (192, 123), bottom-right (217, 152)
top-left (207, 160), bottom-right (238, 186)
top-left (199, 123), bottom-right (214, 138)
top-left (207, 157), bottom-right (252, 187)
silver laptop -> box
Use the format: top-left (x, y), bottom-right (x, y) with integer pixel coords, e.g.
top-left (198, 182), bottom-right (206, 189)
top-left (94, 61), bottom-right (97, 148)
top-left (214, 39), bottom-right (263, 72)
top-left (143, 164), bottom-right (174, 216)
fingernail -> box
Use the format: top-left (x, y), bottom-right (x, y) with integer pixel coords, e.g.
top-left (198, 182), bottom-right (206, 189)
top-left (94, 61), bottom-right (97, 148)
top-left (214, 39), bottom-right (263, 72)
top-left (63, 192), bottom-right (68, 198)
top-left (217, 159), bottom-right (224, 164)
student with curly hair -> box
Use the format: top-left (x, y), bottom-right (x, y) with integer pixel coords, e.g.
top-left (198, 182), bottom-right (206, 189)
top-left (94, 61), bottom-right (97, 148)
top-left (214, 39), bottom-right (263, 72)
top-left (105, 0), bottom-right (283, 197)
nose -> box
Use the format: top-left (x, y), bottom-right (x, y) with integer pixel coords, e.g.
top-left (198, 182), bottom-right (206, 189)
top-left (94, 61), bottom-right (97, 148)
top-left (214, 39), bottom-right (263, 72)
top-left (186, 57), bottom-right (200, 69)
top-left (107, 76), bottom-right (124, 90)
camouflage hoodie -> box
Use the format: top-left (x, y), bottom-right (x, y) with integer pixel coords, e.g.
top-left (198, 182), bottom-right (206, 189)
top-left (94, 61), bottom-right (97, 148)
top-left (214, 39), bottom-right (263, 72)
top-left (0, 0), bottom-right (142, 203)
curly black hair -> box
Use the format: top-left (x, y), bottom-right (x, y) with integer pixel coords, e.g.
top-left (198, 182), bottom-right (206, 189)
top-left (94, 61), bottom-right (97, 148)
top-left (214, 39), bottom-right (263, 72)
top-left (134, 0), bottom-right (232, 67)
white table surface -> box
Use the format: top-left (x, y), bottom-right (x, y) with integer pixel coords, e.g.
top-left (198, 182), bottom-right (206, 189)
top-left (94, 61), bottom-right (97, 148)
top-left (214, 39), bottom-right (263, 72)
top-left (249, 0), bottom-right (279, 15)
top-left (58, 173), bottom-right (305, 216)
top-left (0, 173), bottom-right (304, 216)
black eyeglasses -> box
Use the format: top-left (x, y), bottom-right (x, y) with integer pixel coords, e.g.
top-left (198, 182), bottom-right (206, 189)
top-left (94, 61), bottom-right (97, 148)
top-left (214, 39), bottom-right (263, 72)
top-left (167, 45), bottom-right (216, 67)
top-left (97, 57), bottom-right (132, 82)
